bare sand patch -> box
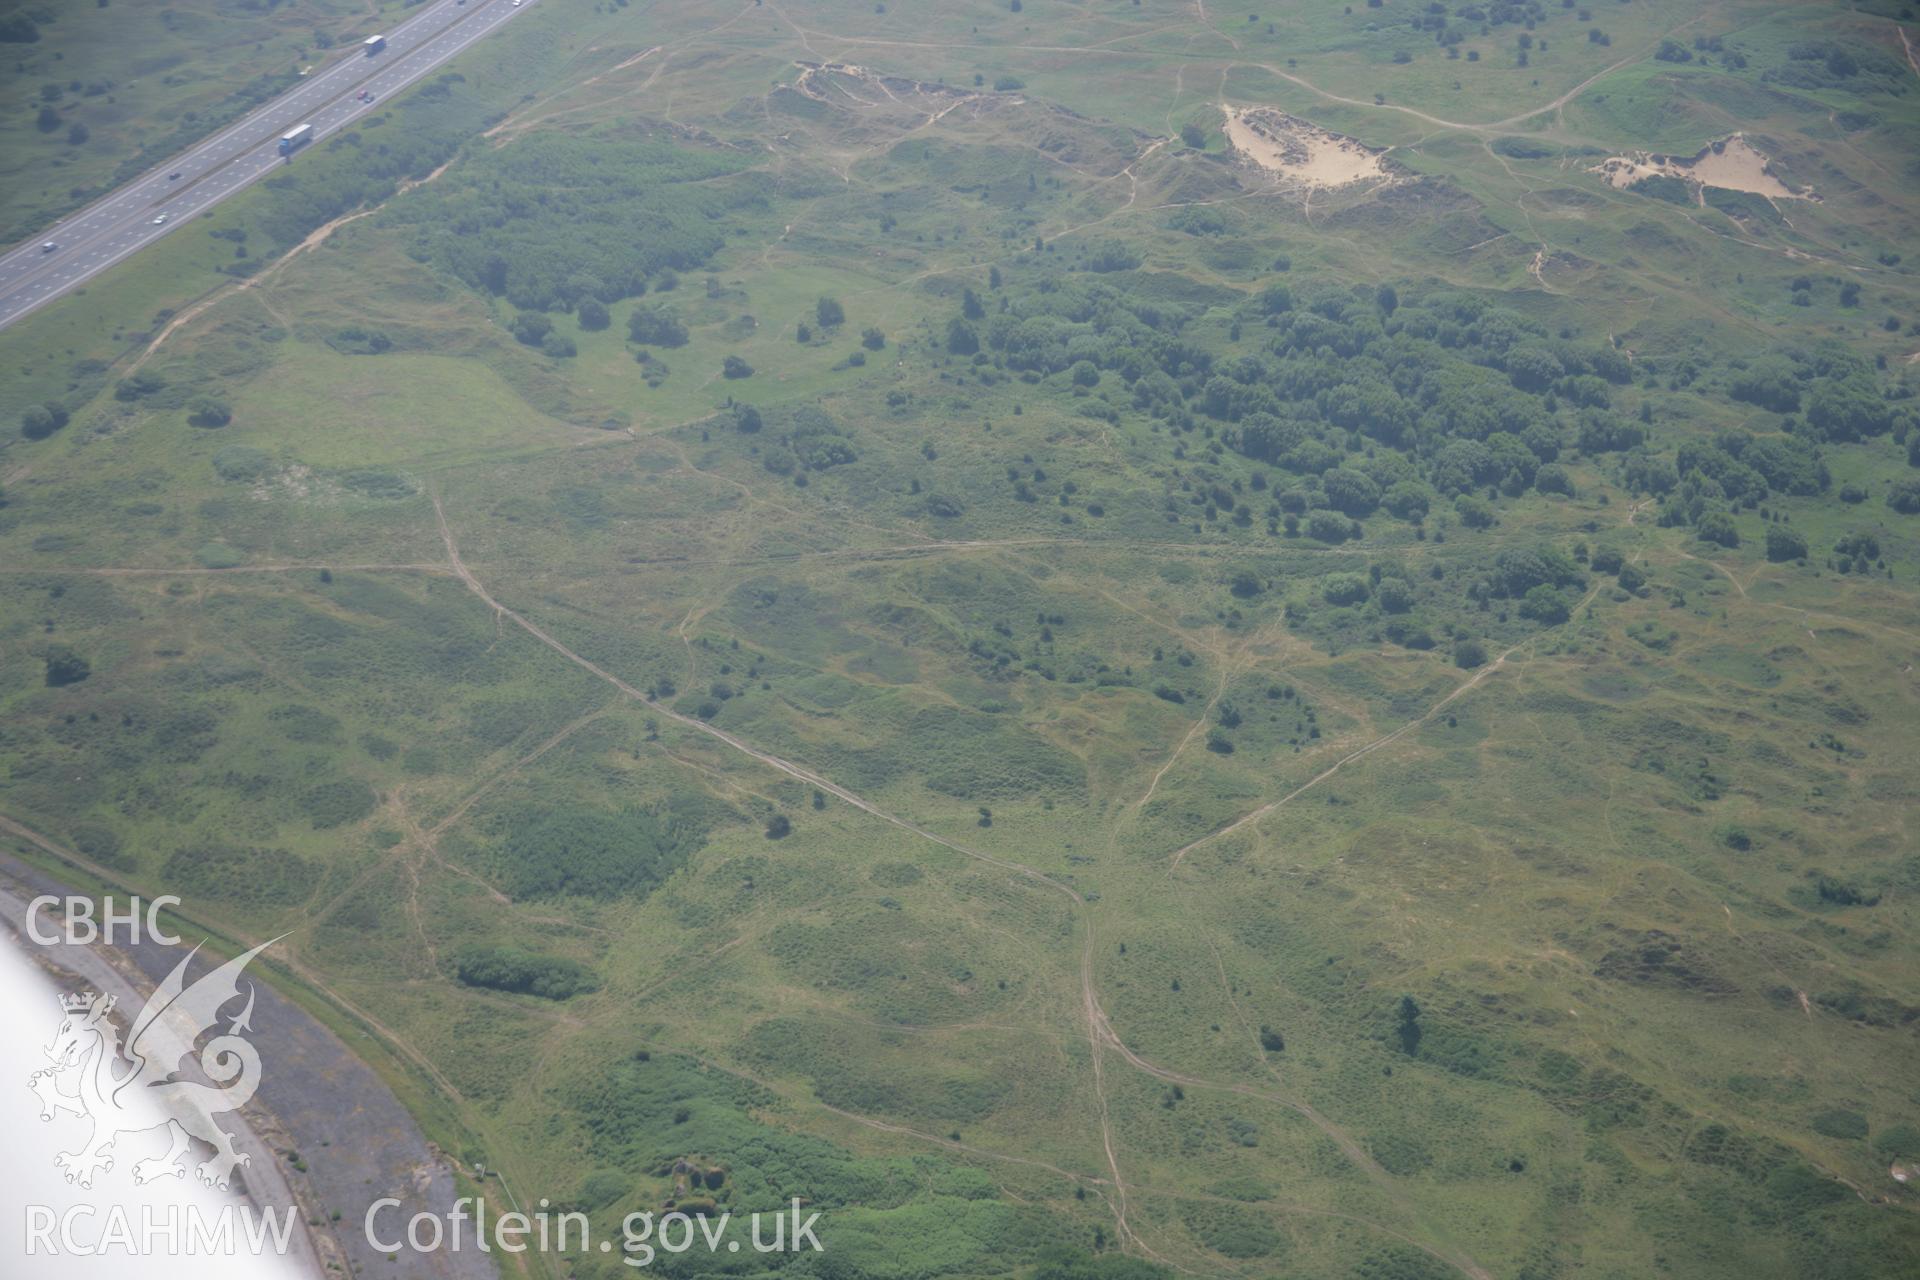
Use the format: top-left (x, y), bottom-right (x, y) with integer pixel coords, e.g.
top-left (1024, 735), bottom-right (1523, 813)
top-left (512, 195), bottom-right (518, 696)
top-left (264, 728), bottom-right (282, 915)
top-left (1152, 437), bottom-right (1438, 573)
top-left (1220, 105), bottom-right (1389, 189)
top-left (1591, 133), bottom-right (1811, 201)
top-left (794, 61), bottom-right (979, 109)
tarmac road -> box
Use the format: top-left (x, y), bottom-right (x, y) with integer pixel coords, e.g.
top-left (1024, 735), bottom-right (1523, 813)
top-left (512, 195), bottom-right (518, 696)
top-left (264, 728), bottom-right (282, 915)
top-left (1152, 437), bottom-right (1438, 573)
top-left (0, 848), bottom-right (499, 1279)
top-left (0, 0), bottom-right (536, 334)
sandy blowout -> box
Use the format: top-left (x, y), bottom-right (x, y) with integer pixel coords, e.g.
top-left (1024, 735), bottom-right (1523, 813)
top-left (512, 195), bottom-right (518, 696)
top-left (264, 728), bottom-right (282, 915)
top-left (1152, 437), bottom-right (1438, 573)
top-left (1591, 134), bottom-right (1811, 201)
top-left (1220, 105), bottom-right (1389, 188)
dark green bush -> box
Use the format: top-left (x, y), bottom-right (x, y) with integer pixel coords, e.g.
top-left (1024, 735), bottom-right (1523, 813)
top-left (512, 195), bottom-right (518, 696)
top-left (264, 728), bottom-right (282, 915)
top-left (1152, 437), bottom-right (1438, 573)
top-left (454, 945), bottom-right (600, 1000)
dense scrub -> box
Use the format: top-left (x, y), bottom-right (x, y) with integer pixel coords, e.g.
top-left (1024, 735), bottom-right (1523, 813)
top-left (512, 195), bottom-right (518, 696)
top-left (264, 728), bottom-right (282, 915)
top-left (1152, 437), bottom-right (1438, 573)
top-left (392, 137), bottom-right (758, 313)
top-left (474, 799), bottom-right (713, 901)
top-left (453, 944), bottom-right (601, 1000)
top-left (952, 273), bottom-right (1908, 558)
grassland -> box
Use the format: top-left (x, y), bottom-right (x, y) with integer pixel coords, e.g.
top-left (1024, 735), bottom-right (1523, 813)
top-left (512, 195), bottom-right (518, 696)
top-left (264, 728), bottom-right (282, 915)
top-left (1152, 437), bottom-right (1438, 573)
top-left (2, 0), bottom-right (1919, 1277)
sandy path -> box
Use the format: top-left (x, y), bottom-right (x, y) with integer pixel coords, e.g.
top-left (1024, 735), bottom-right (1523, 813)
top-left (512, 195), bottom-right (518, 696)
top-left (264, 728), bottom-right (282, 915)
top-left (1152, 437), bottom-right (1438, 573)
top-left (430, 490), bottom-right (1499, 1276)
top-left (1170, 570), bottom-right (1614, 870)
top-left (0, 562), bottom-right (449, 577)
top-left (126, 155), bottom-right (458, 376)
top-left (1240, 13), bottom-right (1702, 134)
top-left (1078, 921), bottom-right (1493, 1280)
top-left (432, 492), bottom-right (1082, 902)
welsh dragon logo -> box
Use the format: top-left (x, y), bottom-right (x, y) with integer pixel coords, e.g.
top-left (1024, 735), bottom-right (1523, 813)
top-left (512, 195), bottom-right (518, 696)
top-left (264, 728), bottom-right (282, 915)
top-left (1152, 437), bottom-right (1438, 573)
top-left (26, 939), bottom-right (277, 1191)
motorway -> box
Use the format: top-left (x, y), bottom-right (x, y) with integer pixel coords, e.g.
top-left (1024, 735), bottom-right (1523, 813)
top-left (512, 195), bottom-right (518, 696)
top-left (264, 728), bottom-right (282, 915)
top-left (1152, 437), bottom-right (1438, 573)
top-left (0, 0), bottom-right (536, 334)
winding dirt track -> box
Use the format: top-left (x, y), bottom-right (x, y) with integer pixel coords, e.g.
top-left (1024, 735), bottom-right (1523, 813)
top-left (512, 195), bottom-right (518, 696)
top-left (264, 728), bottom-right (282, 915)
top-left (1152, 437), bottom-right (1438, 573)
top-left (431, 491), bottom-right (1496, 1277)
top-left (2, 0), bottom-right (1897, 1265)
top-left (433, 493), bottom-right (1080, 904)
top-left (1171, 616), bottom-right (1528, 870)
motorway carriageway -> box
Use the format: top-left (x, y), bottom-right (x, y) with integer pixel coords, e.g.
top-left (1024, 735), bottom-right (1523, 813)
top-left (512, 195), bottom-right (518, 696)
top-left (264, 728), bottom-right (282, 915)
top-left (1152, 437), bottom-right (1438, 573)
top-left (0, 0), bottom-right (536, 333)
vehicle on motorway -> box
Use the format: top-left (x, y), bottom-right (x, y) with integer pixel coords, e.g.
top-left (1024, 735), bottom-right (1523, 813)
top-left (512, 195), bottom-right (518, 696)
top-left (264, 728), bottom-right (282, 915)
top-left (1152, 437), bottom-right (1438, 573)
top-left (365, 34), bottom-right (386, 54)
top-left (169, 171), bottom-right (181, 181)
top-left (359, 90), bottom-right (373, 103)
top-left (279, 123), bottom-right (314, 157)
top-left (151, 214), bottom-right (168, 225)
top-left (40, 242), bottom-right (56, 254)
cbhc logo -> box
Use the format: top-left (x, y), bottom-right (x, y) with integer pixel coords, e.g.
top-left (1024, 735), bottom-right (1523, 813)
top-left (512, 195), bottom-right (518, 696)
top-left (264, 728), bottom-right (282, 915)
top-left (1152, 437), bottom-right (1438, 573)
top-left (25, 896), bottom-right (181, 946)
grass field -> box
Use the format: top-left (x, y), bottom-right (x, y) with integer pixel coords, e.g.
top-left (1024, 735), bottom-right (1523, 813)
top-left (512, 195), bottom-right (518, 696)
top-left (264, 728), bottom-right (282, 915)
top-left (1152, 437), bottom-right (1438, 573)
top-left (2, 0), bottom-right (1919, 1276)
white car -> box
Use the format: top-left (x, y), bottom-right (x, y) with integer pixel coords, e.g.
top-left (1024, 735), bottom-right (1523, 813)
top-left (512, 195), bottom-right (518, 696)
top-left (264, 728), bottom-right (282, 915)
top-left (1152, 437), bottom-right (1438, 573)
top-left (151, 214), bottom-right (168, 225)
top-left (40, 241), bottom-right (56, 254)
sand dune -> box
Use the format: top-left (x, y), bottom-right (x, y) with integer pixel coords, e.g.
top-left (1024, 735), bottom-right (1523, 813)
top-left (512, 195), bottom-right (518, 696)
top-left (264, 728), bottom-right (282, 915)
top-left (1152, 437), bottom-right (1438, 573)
top-left (1592, 133), bottom-right (1810, 201)
top-left (1221, 105), bottom-right (1389, 189)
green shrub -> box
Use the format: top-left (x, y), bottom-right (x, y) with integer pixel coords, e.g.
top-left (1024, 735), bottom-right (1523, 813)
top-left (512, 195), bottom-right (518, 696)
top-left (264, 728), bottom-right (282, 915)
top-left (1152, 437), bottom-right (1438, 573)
top-left (1455, 495), bottom-right (1495, 528)
top-left (211, 446), bottom-right (273, 481)
top-left (1765, 526), bottom-right (1808, 562)
top-left (481, 802), bottom-right (708, 901)
top-left (1816, 876), bottom-right (1880, 907)
top-left (269, 704), bottom-right (342, 743)
top-left (1029, 1246), bottom-right (1170, 1280)
top-left (1321, 573), bottom-right (1370, 605)
top-left (1491, 136), bottom-right (1555, 160)
top-left (339, 468), bottom-right (416, 499)
top-left (301, 779), bottom-right (377, 828)
top-left (1178, 1201), bottom-right (1282, 1258)
top-left (162, 843), bottom-right (320, 907)
top-left (21, 402), bottom-right (69, 439)
top-left (575, 1169), bottom-right (628, 1210)
top-left (1873, 1123), bottom-right (1920, 1157)
top-left (1810, 1108), bottom-right (1868, 1140)
top-left (1355, 1245), bottom-right (1455, 1280)
top-left (44, 645), bottom-right (90, 686)
top-left (328, 325), bottom-right (394, 354)
top-left (67, 823), bottom-right (125, 866)
top-left (113, 370), bottom-right (165, 402)
top-left (1630, 174), bottom-right (1693, 205)
top-left (397, 137), bottom-right (748, 311)
top-left (453, 945), bottom-right (600, 1000)
top-left (1306, 511), bottom-right (1351, 543)
top-left (1518, 584), bottom-right (1571, 625)
top-left (627, 307), bottom-right (688, 347)
top-left (1369, 1132), bottom-right (1433, 1176)
top-left (186, 396), bottom-right (232, 427)
top-left (1697, 511), bottom-right (1740, 548)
